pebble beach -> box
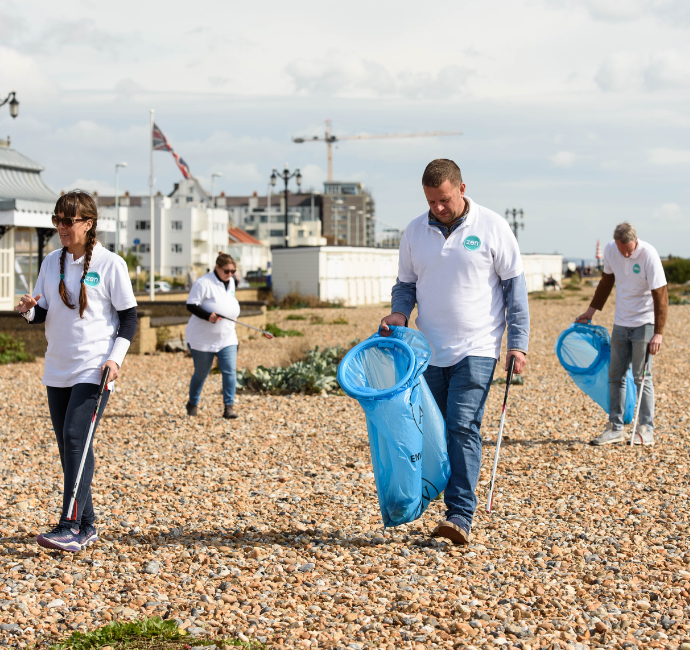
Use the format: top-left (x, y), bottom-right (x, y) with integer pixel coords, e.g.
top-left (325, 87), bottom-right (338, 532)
top-left (0, 290), bottom-right (689, 650)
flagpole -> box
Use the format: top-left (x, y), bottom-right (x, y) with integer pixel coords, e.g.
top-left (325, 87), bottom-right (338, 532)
top-left (149, 109), bottom-right (155, 302)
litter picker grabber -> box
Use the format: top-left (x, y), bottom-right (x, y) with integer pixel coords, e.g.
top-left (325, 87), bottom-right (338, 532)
top-left (216, 313), bottom-right (275, 339)
top-left (629, 344), bottom-right (651, 447)
top-left (67, 367), bottom-right (109, 522)
top-left (486, 354), bottom-right (516, 514)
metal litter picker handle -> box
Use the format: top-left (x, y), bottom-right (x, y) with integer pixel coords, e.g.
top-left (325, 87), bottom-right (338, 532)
top-left (215, 313), bottom-right (274, 339)
top-left (628, 344), bottom-right (651, 447)
top-left (67, 367), bottom-right (110, 522)
top-left (486, 355), bottom-right (516, 514)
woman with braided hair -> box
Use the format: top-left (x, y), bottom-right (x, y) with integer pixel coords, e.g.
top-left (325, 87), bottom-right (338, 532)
top-left (15, 190), bottom-right (138, 552)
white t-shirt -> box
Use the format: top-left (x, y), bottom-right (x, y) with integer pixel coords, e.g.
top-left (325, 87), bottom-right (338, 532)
top-left (185, 271), bottom-right (240, 352)
top-left (398, 197), bottom-right (523, 367)
top-left (33, 242), bottom-right (138, 387)
top-left (603, 239), bottom-right (666, 327)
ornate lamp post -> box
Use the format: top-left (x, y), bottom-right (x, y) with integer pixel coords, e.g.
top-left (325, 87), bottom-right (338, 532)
top-left (0, 91), bottom-right (19, 118)
top-left (270, 164), bottom-right (301, 248)
top-left (505, 208), bottom-right (525, 241)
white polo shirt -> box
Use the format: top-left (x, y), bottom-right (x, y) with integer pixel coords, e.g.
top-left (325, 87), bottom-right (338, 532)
top-left (185, 271), bottom-right (240, 352)
top-left (32, 242), bottom-right (138, 387)
top-left (603, 239), bottom-right (666, 328)
top-left (398, 197), bottom-right (523, 367)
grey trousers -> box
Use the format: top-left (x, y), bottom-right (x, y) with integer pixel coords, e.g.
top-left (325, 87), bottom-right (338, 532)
top-left (609, 323), bottom-right (654, 430)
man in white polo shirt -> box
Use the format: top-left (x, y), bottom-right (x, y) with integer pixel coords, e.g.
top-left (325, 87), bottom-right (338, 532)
top-left (576, 222), bottom-right (668, 446)
top-left (380, 159), bottom-right (530, 545)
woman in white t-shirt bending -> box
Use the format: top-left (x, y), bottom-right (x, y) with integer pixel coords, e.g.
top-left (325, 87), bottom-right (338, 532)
top-left (185, 252), bottom-right (240, 419)
top-left (15, 190), bottom-right (138, 553)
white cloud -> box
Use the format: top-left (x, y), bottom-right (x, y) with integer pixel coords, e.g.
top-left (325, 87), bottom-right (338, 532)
top-left (63, 179), bottom-right (116, 195)
top-left (285, 52), bottom-right (473, 99)
top-left (653, 202), bottom-right (683, 220)
top-left (0, 46), bottom-right (59, 104)
top-left (580, 0), bottom-right (649, 22)
top-left (648, 148), bottom-right (690, 164)
top-left (594, 52), bottom-right (644, 91)
top-left (595, 50), bottom-right (690, 92)
top-left (550, 151), bottom-right (577, 167)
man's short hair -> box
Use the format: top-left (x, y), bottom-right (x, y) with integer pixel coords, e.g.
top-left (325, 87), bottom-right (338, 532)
top-left (613, 222), bottom-right (637, 244)
top-left (422, 159), bottom-right (463, 188)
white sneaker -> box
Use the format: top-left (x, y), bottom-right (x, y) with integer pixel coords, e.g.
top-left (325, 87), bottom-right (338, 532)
top-left (632, 424), bottom-right (654, 446)
top-left (590, 422), bottom-right (625, 446)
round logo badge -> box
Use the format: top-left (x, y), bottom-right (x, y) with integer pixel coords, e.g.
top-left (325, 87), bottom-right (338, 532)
top-left (84, 271), bottom-right (101, 287)
top-left (632, 263), bottom-right (641, 274)
top-left (463, 235), bottom-right (481, 251)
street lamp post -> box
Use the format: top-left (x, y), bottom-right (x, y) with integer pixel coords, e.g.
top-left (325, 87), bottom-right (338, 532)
top-left (0, 91), bottom-right (19, 118)
top-left (114, 162), bottom-right (127, 254)
top-left (210, 172), bottom-right (222, 270)
top-left (505, 208), bottom-right (525, 241)
top-left (270, 164), bottom-right (301, 248)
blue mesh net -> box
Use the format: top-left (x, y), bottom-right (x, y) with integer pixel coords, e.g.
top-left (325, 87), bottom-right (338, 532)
top-left (338, 327), bottom-right (450, 527)
top-left (555, 324), bottom-right (636, 423)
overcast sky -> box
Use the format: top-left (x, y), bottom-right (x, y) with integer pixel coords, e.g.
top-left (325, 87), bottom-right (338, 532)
top-left (1, 0), bottom-right (689, 257)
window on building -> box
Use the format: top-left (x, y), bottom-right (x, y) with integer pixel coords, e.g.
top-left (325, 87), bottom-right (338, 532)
top-left (270, 229), bottom-right (284, 237)
top-left (214, 222), bottom-right (225, 231)
top-left (135, 220), bottom-right (150, 230)
top-left (171, 221), bottom-right (183, 230)
top-left (298, 230), bottom-right (305, 238)
top-left (106, 243), bottom-right (115, 252)
top-left (171, 266), bottom-right (185, 276)
top-left (137, 243), bottom-right (150, 252)
top-left (260, 215), bottom-right (268, 223)
top-left (171, 243), bottom-right (183, 253)
top-left (186, 196), bottom-right (193, 203)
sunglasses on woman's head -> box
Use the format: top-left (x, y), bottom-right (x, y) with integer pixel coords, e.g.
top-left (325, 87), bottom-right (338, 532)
top-left (52, 215), bottom-right (88, 228)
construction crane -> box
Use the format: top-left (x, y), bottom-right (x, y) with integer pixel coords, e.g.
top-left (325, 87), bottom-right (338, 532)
top-left (293, 119), bottom-right (463, 181)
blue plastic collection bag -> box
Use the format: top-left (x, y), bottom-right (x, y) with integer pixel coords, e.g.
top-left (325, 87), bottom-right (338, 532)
top-left (555, 323), bottom-right (636, 423)
top-left (337, 326), bottom-right (450, 527)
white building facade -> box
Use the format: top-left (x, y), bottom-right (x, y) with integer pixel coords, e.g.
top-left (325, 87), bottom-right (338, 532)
top-left (98, 179), bottom-right (241, 278)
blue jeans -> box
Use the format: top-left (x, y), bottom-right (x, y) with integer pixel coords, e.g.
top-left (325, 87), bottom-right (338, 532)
top-left (424, 356), bottom-right (497, 528)
top-left (47, 383), bottom-right (110, 528)
top-left (609, 324), bottom-right (654, 430)
top-left (188, 344), bottom-right (237, 406)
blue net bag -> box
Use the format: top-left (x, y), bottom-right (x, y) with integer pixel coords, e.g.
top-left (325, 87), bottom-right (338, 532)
top-left (555, 323), bottom-right (636, 423)
top-left (337, 326), bottom-right (450, 527)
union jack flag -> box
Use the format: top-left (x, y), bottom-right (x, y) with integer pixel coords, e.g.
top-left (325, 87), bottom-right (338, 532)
top-left (152, 122), bottom-right (193, 179)
top-left (152, 122), bottom-right (172, 152)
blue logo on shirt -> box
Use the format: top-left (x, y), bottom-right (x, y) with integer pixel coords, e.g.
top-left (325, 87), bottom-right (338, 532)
top-left (84, 271), bottom-right (101, 287)
top-left (632, 263), bottom-right (641, 274)
top-left (463, 236), bottom-right (481, 251)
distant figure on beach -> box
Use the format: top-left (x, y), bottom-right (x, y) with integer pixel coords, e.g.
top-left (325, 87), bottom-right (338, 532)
top-left (380, 158), bottom-right (530, 545)
top-left (576, 221), bottom-right (668, 447)
top-left (185, 253), bottom-right (240, 420)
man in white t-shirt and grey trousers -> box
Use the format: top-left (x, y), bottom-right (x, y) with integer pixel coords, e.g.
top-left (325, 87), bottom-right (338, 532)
top-left (576, 222), bottom-right (668, 446)
top-left (380, 159), bottom-right (530, 545)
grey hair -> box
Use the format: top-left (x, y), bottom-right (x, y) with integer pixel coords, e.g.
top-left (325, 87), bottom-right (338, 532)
top-left (613, 222), bottom-right (637, 244)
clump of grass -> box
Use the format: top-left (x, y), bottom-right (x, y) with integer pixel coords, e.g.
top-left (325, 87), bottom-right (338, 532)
top-left (330, 316), bottom-right (349, 325)
top-left (51, 617), bottom-right (181, 650)
top-left (310, 315), bottom-right (325, 324)
top-left (265, 323), bottom-right (303, 337)
top-left (274, 292), bottom-right (343, 310)
top-left (532, 292), bottom-right (565, 300)
top-left (285, 314), bottom-right (307, 320)
top-left (0, 333), bottom-right (34, 364)
top-left (51, 616), bottom-right (265, 650)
